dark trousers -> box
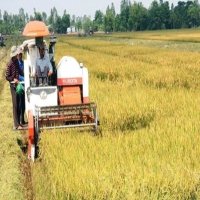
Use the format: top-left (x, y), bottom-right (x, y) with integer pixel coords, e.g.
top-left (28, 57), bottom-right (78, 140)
top-left (36, 66), bottom-right (49, 85)
top-left (36, 66), bottom-right (48, 77)
top-left (18, 91), bottom-right (25, 124)
top-left (10, 84), bottom-right (20, 128)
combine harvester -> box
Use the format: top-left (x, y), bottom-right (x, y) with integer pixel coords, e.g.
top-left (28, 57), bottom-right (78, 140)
top-left (22, 21), bottom-right (99, 161)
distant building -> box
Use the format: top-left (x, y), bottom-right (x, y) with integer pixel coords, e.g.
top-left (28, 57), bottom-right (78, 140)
top-left (67, 26), bottom-right (76, 33)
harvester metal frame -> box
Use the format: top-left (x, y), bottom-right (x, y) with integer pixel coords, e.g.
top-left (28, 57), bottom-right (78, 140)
top-left (35, 103), bottom-right (98, 130)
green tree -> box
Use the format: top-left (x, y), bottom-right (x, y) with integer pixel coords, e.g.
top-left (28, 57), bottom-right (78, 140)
top-left (34, 8), bottom-right (42, 21)
top-left (54, 15), bottom-right (62, 33)
top-left (48, 7), bottom-right (58, 32)
top-left (61, 10), bottom-right (70, 33)
top-left (18, 8), bottom-right (26, 31)
top-left (3, 11), bottom-right (9, 22)
top-left (75, 17), bottom-right (82, 32)
top-left (93, 10), bottom-right (104, 31)
top-left (160, 1), bottom-right (171, 29)
top-left (42, 12), bottom-right (47, 24)
top-left (148, 0), bottom-right (167, 30)
top-left (104, 4), bottom-right (115, 32)
top-left (82, 15), bottom-right (92, 34)
top-left (187, 0), bottom-right (200, 27)
top-left (170, 3), bottom-right (175, 29)
top-left (173, 1), bottom-right (188, 28)
top-left (2, 11), bottom-right (12, 34)
top-left (128, 2), bottom-right (148, 31)
top-left (114, 14), bottom-right (121, 31)
top-left (25, 13), bottom-right (29, 22)
top-left (120, 0), bottom-right (130, 31)
top-left (70, 15), bottom-right (76, 32)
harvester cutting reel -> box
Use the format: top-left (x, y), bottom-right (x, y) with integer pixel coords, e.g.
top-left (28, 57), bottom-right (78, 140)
top-left (28, 103), bottom-right (99, 161)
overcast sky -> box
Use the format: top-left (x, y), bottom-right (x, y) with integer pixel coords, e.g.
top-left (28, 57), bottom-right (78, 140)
top-left (1, 0), bottom-right (184, 17)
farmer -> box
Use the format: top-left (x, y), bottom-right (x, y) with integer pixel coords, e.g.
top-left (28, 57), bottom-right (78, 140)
top-left (5, 46), bottom-right (24, 130)
top-left (35, 43), bottom-right (53, 86)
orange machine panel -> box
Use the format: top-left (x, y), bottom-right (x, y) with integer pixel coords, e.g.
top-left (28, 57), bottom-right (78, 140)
top-left (59, 86), bottom-right (82, 105)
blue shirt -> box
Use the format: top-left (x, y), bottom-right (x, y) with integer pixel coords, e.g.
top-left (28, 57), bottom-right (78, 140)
top-left (18, 60), bottom-right (24, 81)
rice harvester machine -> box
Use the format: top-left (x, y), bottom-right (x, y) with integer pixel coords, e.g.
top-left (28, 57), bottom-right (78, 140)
top-left (22, 21), bottom-right (99, 161)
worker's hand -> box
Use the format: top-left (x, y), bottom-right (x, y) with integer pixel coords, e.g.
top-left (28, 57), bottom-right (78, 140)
top-left (31, 73), bottom-right (35, 77)
top-left (13, 78), bottom-right (19, 84)
top-left (48, 71), bottom-right (53, 76)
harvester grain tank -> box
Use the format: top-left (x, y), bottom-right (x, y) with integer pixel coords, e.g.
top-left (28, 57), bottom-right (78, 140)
top-left (22, 21), bottom-right (99, 161)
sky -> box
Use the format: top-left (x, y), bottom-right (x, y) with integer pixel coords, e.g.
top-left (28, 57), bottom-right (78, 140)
top-left (1, 0), bottom-right (184, 18)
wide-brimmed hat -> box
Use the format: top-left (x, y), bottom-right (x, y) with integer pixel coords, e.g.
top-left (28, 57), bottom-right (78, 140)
top-left (17, 46), bottom-right (23, 54)
top-left (10, 46), bottom-right (18, 58)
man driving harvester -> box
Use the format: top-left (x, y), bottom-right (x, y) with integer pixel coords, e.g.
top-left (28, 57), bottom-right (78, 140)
top-left (35, 43), bottom-right (53, 86)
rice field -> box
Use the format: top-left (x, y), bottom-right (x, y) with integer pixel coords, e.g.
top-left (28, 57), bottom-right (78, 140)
top-left (32, 32), bottom-right (200, 199)
top-left (2, 29), bottom-right (200, 199)
top-left (109, 28), bottom-right (200, 42)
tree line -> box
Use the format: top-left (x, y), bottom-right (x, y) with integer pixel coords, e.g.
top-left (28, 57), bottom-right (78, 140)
top-left (0, 0), bottom-right (200, 35)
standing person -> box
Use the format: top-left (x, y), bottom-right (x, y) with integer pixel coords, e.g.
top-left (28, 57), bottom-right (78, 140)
top-left (17, 47), bottom-right (26, 125)
top-left (5, 46), bottom-right (23, 130)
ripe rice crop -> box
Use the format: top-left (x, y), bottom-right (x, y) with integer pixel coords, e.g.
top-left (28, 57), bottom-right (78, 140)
top-left (31, 31), bottom-right (200, 199)
top-left (111, 29), bottom-right (200, 42)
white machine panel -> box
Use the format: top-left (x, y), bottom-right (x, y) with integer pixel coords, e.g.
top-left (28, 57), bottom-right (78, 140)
top-left (57, 56), bottom-right (83, 79)
top-left (27, 86), bottom-right (58, 116)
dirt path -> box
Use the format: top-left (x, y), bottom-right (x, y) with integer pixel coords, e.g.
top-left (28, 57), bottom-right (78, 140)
top-left (21, 155), bottom-right (34, 200)
top-left (17, 133), bottom-right (34, 200)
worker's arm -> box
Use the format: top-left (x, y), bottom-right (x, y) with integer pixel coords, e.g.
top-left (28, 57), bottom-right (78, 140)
top-left (19, 75), bottom-right (24, 81)
top-left (5, 62), bottom-right (18, 82)
top-left (47, 58), bottom-right (53, 76)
